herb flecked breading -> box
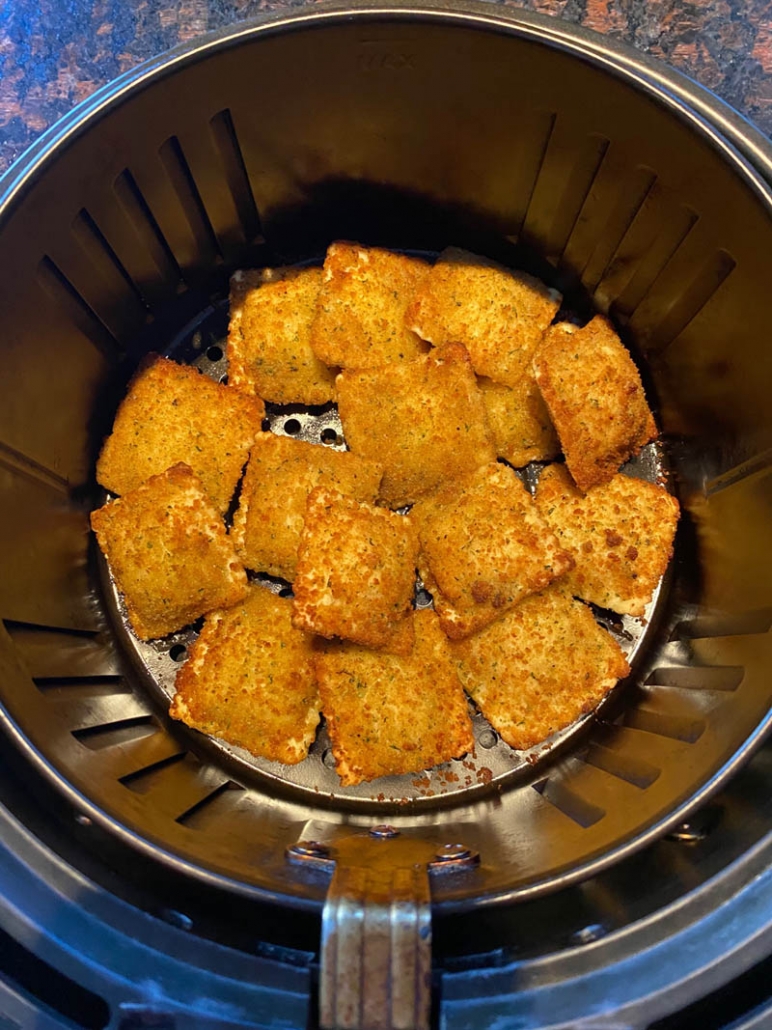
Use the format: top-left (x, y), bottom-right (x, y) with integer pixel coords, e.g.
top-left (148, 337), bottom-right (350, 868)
top-left (533, 315), bottom-right (657, 492)
top-left (90, 463), bottom-right (248, 640)
top-left (405, 246), bottom-right (561, 386)
top-left (228, 265), bottom-right (337, 405)
top-left (292, 487), bottom-right (419, 654)
top-left (315, 609), bottom-right (474, 785)
top-left (411, 462), bottom-right (574, 639)
top-left (96, 354), bottom-right (263, 514)
top-left (535, 463), bottom-right (680, 617)
top-left (310, 242), bottom-right (431, 370)
top-left (230, 433), bottom-right (383, 581)
top-left (170, 587), bottom-right (320, 764)
top-left (451, 588), bottom-right (630, 751)
top-left (336, 342), bottom-right (496, 508)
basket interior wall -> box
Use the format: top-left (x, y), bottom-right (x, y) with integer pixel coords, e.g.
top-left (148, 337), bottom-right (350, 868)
top-left (0, 15), bottom-right (770, 904)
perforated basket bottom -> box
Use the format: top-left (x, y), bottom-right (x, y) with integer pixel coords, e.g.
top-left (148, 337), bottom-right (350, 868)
top-left (99, 296), bottom-right (671, 810)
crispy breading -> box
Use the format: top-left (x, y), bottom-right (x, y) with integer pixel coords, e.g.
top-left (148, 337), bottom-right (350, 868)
top-left (336, 343), bottom-right (496, 508)
top-left (310, 242), bottom-right (430, 369)
top-left (228, 265), bottom-right (337, 405)
top-left (96, 355), bottom-right (263, 513)
top-left (534, 463), bottom-right (680, 617)
top-left (478, 375), bottom-right (560, 467)
top-left (315, 609), bottom-right (474, 785)
top-left (292, 487), bottom-right (419, 653)
top-left (412, 463), bottom-right (574, 639)
top-left (451, 588), bottom-right (630, 751)
top-left (90, 464), bottom-right (248, 640)
top-left (230, 434), bottom-right (383, 581)
top-left (405, 247), bottom-right (561, 386)
top-left (169, 587), bottom-right (320, 764)
top-left (533, 316), bottom-right (657, 492)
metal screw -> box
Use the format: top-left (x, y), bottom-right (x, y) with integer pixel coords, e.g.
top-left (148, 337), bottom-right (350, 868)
top-left (288, 840), bottom-right (330, 859)
top-left (666, 806), bottom-right (721, 844)
top-left (160, 908), bottom-right (193, 931)
top-left (571, 923), bottom-right (607, 945)
top-left (434, 843), bottom-right (473, 862)
top-left (370, 825), bottom-right (400, 839)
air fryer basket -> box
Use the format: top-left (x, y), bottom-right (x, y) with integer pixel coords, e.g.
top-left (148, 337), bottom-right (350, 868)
top-left (2, 0), bottom-right (772, 978)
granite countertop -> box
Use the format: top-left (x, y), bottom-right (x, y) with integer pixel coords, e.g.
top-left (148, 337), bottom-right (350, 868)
top-left (1, 0), bottom-right (772, 177)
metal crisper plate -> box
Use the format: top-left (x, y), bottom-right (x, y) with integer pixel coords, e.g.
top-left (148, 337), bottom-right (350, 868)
top-left (0, 7), bottom-right (772, 908)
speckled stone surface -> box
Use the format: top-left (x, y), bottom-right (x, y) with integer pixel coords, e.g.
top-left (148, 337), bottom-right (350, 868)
top-left (0, 0), bottom-right (771, 175)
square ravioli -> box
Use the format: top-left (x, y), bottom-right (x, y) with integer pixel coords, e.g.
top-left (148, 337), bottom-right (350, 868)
top-left (228, 265), bottom-right (337, 405)
top-left (405, 247), bottom-right (561, 386)
top-left (90, 463), bottom-right (248, 640)
top-left (336, 342), bottom-right (496, 508)
top-left (310, 242), bottom-right (430, 369)
top-left (412, 462), bottom-right (573, 639)
top-left (230, 433), bottom-right (383, 581)
top-left (451, 589), bottom-right (630, 751)
top-left (292, 487), bottom-right (419, 653)
top-left (533, 315), bottom-right (657, 492)
top-left (96, 354), bottom-right (263, 513)
top-left (534, 463), bottom-right (680, 617)
top-left (315, 609), bottom-right (474, 785)
top-left (478, 375), bottom-right (560, 467)
top-left (169, 587), bottom-right (320, 764)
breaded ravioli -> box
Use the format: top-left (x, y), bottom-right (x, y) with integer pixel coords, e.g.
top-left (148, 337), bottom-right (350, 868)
top-left (90, 464), bottom-right (248, 640)
top-left (452, 589), bottom-right (630, 751)
top-left (405, 247), bottom-right (561, 386)
top-left (230, 434), bottom-right (383, 581)
top-left (533, 316), bottom-right (657, 492)
top-left (315, 609), bottom-right (474, 785)
top-left (478, 375), bottom-right (560, 467)
top-left (169, 587), bottom-right (320, 764)
top-left (228, 265), bottom-right (336, 405)
top-left (412, 463), bottom-right (573, 639)
top-left (293, 487), bottom-right (419, 653)
top-left (310, 242), bottom-right (430, 369)
top-left (535, 463), bottom-right (679, 617)
top-left (96, 355), bottom-right (263, 513)
top-left (337, 343), bottom-right (496, 508)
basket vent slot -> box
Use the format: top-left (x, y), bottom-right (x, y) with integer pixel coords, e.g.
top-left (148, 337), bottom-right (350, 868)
top-left (704, 452), bottom-right (772, 498)
top-left (645, 666), bottom-right (744, 692)
top-left (112, 168), bottom-right (182, 291)
top-left (521, 122), bottom-right (610, 263)
top-left (176, 779), bottom-right (245, 828)
top-left (672, 608), bottom-right (772, 639)
top-left (601, 197), bottom-right (698, 318)
top-left (581, 743), bottom-right (660, 789)
top-left (533, 776), bottom-right (605, 828)
top-left (34, 676), bottom-right (129, 697)
top-left (4, 619), bottom-right (121, 679)
top-left (158, 135), bottom-right (221, 266)
top-left (506, 110), bottom-right (556, 241)
top-left (631, 247), bottom-right (736, 353)
top-left (118, 748), bottom-right (187, 789)
top-left (576, 165), bottom-right (658, 293)
top-left (72, 207), bottom-right (149, 331)
top-left (622, 708), bottom-right (705, 743)
top-left (73, 715), bottom-right (157, 750)
top-left (210, 108), bottom-right (263, 245)
top-left (36, 255), bottom-right (120, 359)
